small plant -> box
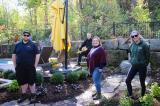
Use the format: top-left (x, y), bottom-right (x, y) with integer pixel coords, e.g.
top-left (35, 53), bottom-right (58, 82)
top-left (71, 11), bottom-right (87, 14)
top-left (7, 80), bottom-right (19, 92)
top-left (50, 72), bottom-right (64, 85)
top-left (150, 82), bottom-right (160, 98)
top-left (36, 72), bottom-right (44, 85)
top-left (139, 94), bottom-right (153, 106)
top-left (0, 71), bottom-right (3, 78)
top-left (78, 70), bottom-right (88, 80)
top-left (49, 58), bottom-right (58, 64)
top-left (66, 71), bottom-right (79, 84)
top-left (8, 72), bottom-right (16, 80)
top-left (119, 96), bottom-right (133, 106)
top-left (3, 70), bottom-right (14, 79)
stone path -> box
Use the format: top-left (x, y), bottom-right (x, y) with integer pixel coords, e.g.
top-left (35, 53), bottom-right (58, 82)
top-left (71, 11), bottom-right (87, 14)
top-left (1, 74), bottom-right (151, 106)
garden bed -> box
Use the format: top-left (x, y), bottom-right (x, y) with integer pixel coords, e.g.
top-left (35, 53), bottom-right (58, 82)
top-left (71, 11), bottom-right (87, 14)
top-left (0, 79), bottom-right (92, 104)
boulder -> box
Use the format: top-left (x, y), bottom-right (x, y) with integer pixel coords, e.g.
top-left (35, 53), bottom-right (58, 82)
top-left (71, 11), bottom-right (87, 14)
top-left (103, 39), bottom-right (118, 50)
top-left (117, 38), bottom-right (129, 50)
top-left (149, 39), bottom-right (160, 51)
top-left (120, 60), bottom-right (132, 74)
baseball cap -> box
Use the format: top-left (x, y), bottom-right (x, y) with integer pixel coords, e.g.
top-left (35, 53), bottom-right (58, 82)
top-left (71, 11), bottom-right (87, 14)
top-left (130, 30), bottom-right (139, 36)
top-left (23, 30), bottom-right (31, 36)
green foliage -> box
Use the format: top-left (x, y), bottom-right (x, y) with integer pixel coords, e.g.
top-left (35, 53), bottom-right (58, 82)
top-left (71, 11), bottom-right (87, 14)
top-left (8, 73), bottom-right (16, 80)
top-left (131, 0), bottom-right (150, 22)
top-left (77, 70), bottom-right (88, 80)
top-left (3, 70), bottom-right (14, 79)
top-left (50, 72), bottom-right (64, 85)
top-left (139, 94), bottom-right (153, 106)
top-left (150, 82), bottom-right (160, 97)
top-left (119, 96), bottom-right (133, 106)
top-left (36, 72), bottom-right (44, 85)
top-left (0, 69), bottom-right (4, 78)
top-left (66, 71), bottom-right (79, 84)
top-left (7, 80), bottom-right (19, 92)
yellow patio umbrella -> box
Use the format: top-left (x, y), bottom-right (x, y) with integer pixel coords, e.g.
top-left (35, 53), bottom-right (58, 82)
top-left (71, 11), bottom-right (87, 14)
top-left (50, 0), bottom-right (71, 52)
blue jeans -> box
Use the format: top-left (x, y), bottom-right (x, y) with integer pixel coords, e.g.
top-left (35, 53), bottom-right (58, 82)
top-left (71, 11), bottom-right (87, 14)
top-left (92, 67), bottom-right (102, 93)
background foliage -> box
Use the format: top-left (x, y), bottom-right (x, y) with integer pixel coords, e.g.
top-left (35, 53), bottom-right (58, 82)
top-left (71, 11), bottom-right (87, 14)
top-left (0, 0), bottom-right (160, 43)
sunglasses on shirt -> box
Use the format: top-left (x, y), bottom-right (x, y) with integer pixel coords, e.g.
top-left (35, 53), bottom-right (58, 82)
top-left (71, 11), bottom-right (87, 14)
top-left (131, 35), bottom-right (138, 38)
top-left (23, 34), bottom-right (30, 37)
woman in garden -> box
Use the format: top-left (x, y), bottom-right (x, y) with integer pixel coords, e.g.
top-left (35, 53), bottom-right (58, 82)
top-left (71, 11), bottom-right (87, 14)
top-left (87, 36), bottom-right (107, 100)
top-left (125, 30), bottom-right (150, 98)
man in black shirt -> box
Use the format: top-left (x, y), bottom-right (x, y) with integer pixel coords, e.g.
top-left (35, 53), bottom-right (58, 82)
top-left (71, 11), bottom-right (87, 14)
top-left (12, 31), bottom-right (40, 104)
top-left (77, 33), bottom-right (92, 66)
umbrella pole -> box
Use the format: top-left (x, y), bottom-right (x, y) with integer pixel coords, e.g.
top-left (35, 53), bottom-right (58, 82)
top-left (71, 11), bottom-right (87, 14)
top-left (65, 0), bottom-right (68, 69)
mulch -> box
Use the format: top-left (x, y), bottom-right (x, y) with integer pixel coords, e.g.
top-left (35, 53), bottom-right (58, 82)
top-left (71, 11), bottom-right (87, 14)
top-left (0, 78), bottom-right (93, 104)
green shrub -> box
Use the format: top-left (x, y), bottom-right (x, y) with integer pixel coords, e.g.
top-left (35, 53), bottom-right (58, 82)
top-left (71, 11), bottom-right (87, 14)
top-left (78, 70), bottom-right (88, 80)
top-left (50, 72), bottom-right (64, 85)
top-left (66, 72), bottom-right (79, 84)
top-left (139, 94), bottom-right (153, 106)
top-left (3, 70), bottom-right (14, 79)
top-left (150, 82), bottom-right (160, 98)
top-left (0, 71), bottom-right (3, 78)
top-left (0, 69), bottom-right (4, 77)
top-left (7, 80), bottom-right (19, 92)
top-left (36, 72), bottom-right (44, 85)
top-left (119, 96), bottom-right (133, 106)
top-left (8, 72), bottom-right (16, 80)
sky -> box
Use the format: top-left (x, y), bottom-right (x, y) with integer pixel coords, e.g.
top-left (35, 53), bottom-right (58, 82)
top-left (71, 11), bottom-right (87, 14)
top-left (0, 0), bottom-right (25, 15)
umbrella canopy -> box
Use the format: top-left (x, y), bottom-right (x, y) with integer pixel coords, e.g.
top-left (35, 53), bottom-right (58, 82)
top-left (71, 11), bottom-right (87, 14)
top-left (50, 0), bottom-right (71, 52)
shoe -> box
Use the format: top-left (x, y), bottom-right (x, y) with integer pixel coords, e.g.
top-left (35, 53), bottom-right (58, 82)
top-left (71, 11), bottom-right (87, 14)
top-left (93, 93), bottom-right (101, 100)
top-left (29, 94), bottom-right (37, 104)
top-left (92, 92), bottom-right (97, 97)
top-left (17, 94), bottom-right (27, 103)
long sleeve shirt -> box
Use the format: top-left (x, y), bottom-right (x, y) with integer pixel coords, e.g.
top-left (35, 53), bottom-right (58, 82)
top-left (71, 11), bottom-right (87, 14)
top-left (87, 45), bottom-right (107, 74)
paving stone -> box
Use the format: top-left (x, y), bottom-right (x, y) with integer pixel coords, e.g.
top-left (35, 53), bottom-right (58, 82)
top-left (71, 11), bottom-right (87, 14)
top-left (1, 74), bottom-right (151, 106)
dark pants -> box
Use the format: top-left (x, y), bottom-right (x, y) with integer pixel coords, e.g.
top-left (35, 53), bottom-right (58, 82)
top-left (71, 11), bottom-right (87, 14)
top-left (77, 51), bottom-right (88, 65)
top-left (125, 65), bottom-right (147, 96)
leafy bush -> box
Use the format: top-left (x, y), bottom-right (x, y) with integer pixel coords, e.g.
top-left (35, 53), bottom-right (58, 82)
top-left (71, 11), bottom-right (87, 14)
top-left (36, 72), bottom-right (44, 85)
top-left (66, 71), bottom-right (79, 84)
top-left (8, 72), bottom-right (16, 80)
top-left (139, 94), bottom-right (153, 106)
top-left (150, 82), bottom-right (160, 98)
top-left (78, 70), bottom-right (88, 80)
top-left (0, 69), bottom-right (4, 77)
top-left (7, 80), bottom-right (19, 92)
top-left (49, 58), bottom-right (58, 64)
top-left (50, 72), bottom-right (64, 85)
top-left (3, 70), bottom-right (14, 79)
top-left (0, 71), bottom-right (3, 78)
top-left (119, 96), bottom-right (133, 106)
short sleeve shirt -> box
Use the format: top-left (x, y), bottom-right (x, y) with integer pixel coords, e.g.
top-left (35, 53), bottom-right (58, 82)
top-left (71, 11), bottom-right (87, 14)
top-left (13, 40), bottom-right (40, 65)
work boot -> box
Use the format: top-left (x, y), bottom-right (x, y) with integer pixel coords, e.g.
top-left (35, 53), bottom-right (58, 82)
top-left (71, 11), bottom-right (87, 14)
top-left (17, 94), bottom-right (28, 103)
top-left (29, 93), bottom-right (37, 104)
top-left (92, 92), bottom-right (97, 97)
top-left (93, 92), bottom-right (101, 100)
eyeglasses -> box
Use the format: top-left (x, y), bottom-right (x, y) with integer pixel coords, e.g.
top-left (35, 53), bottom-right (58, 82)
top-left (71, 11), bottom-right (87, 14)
top-left (131, 35), bottom-right (138, 38)
top-left (23, 34), bottom-right (30, 37)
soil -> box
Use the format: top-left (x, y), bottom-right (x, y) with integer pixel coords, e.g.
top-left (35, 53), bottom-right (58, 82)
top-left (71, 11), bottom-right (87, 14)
top-left (0, 78), bottom-right (92, 104)
top-left (0, 67), bottom-right (112, 104)
top-left (3, 66), bottom-right (160, 105)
